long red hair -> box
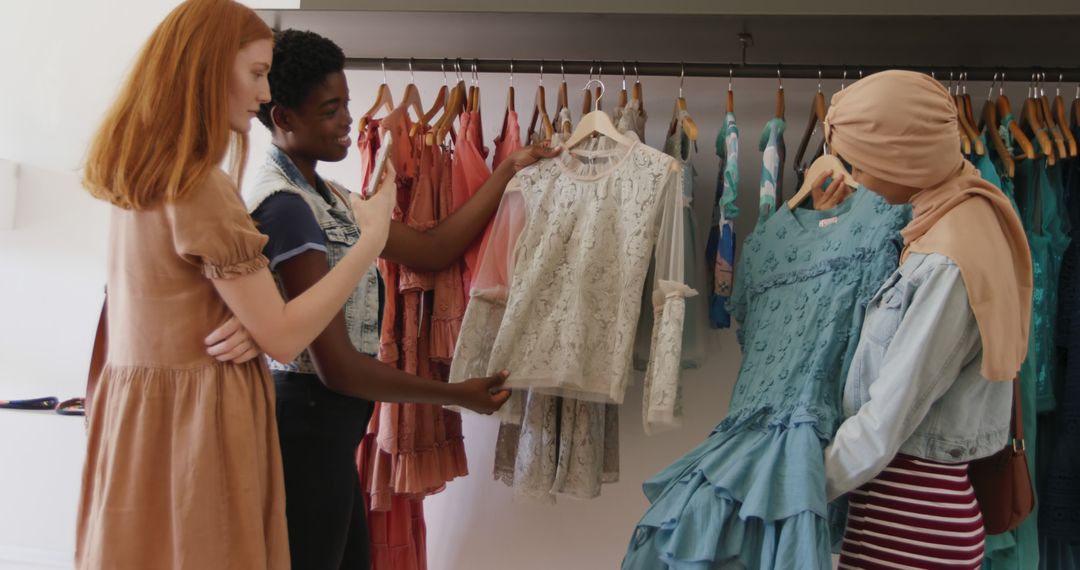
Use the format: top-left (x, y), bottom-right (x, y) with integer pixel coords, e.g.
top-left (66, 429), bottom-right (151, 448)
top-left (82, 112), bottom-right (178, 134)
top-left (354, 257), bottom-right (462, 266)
top-left (83, 0), bottom-right (272, 209)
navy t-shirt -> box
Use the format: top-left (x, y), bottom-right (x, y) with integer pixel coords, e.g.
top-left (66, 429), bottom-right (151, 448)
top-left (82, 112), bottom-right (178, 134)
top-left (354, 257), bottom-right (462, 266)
top-left (251, 192), bottom-right (327, 270)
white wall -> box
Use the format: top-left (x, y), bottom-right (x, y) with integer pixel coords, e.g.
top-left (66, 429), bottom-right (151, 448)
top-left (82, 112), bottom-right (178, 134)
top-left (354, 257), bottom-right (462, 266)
top-left (0, 2), bottom-right (1015, 569)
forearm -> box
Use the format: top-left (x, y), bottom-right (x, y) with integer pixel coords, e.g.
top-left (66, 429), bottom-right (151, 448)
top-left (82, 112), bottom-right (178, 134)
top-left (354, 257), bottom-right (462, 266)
top-left (314, 350), bottom-right (462, 405)
top-left (381, 161), bottom-right (516, 271)
top-left (213, 233), bottom-right (383, 363)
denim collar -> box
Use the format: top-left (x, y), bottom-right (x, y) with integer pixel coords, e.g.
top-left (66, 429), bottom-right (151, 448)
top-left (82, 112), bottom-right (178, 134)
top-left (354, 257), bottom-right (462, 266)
top-left (267, 144), bottom-right (331, 202)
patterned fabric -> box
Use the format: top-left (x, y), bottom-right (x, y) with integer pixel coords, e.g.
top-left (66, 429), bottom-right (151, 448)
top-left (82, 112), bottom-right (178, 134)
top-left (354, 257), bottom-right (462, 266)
top-left (706, 112), bottom-right (739, 329)
top-left (758, 117), bottom-right (787, 221)
top-left (623, 187), bottom-right (906, 569)
top-left (488, 128), bottom-right (623, 504)
top-left (449, 138), bottom-right (691, 434)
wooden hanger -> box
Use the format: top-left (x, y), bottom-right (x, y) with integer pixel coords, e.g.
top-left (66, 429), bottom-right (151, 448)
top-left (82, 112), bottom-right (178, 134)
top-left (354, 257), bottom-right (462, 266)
top-left (775, 68), bottom-right (785, 119)
top-left (1053, 75), bottom-right (1078, 157)
top-left (668, 64), bottom-right (698, 141)
top-left (956, 74), bottom-right (984, 155)
top-left (554, 61), bottom-right (571, 136)
top-left (565, 79), bottom-right (634, 150)
top-left (413, 82), bottom-right (446, 139)
top-left (980, 74), bottom-right (1015, 178)
top-left (632, 62), bottom-right (645, 114)
top-left (582, 66), bottom-right (594, 116)
top-left (726, 68), bottom-right (735, 113)
top-left (358, 60), bottom-right (395, 133)
top-left (1037, 74), bottom-right (1069, 159)
top-left (794, 72), bottom-right (828, 170)
top-left (618, 63), bottom-right (629, 110)
top-left (1020, 75), bottom-right (1056, 164)
top-left (997, 86), bottom-right (1036, 160)
top-left (527, 63), bottom-right (554, 142)
top-left (433, 73), bottom-right (467, 144)
top-left (787, 154), bottom-right (858, 210)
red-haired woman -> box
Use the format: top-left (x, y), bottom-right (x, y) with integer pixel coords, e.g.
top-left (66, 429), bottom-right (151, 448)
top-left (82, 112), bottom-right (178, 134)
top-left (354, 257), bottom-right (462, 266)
top-left (76, 1), bottom-right (395, 567)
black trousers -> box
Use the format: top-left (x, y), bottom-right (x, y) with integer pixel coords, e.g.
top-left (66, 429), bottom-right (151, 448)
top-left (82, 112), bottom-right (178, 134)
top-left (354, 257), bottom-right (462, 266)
top-left (274, 371), bottom-right (374, 570)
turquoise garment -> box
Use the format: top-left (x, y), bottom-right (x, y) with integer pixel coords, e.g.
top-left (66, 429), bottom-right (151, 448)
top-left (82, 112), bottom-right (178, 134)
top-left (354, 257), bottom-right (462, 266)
top-left (623, 188), bottom-right (906, 570)
top-left (981, 128), bottom-right (1071, 569)
top-left (758, 118), bottom-right (786, 222)
top-left (707, 112), bottom-right (740, 329)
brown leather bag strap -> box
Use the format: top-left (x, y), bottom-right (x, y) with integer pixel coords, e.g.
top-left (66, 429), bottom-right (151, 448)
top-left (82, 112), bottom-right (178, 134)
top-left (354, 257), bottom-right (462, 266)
top-left (1012, 378), bottom-right (1025, 449)
top-left (85, 293), bottom-right (107, 416)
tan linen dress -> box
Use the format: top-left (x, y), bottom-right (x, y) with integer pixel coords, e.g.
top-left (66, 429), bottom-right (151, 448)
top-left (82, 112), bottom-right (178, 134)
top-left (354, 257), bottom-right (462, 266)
top-left (76, 170), bottom-right (290, 570)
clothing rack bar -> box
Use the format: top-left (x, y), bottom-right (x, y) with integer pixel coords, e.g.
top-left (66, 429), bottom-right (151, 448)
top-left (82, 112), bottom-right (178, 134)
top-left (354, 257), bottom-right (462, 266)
top-left (346, 57), bottom-right (1080, 83)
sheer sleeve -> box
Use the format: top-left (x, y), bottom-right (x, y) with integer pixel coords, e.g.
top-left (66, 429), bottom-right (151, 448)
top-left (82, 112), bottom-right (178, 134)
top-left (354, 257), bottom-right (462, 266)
top-left (448, 178), bottom-right (528, 384)
top-left (167, 170), bottom-right (269, 279)
top-left (642, 161), bottom-right (698, 435)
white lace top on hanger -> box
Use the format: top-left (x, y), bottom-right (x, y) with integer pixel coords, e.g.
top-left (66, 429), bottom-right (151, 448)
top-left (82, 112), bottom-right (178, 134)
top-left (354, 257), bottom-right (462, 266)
top-left (448, 136), bottom-right (695, 434)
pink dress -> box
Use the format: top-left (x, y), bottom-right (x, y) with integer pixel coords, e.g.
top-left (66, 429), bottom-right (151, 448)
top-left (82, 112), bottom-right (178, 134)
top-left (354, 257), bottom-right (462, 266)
top-left (492, 108), bottom-right (523, 169)
top-left (450, 111), bottom-right (493, 300)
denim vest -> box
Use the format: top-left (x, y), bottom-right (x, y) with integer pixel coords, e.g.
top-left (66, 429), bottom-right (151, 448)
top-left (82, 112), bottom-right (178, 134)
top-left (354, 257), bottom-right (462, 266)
top-left (844, 252), bottom-right (1012, 463)
top-left (243, 146), bottom-right (381, 373)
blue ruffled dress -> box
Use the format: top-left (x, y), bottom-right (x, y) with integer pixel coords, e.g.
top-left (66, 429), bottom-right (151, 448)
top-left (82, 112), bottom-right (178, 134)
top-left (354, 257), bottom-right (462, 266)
top-left (623, 187), bottom-right (907, 569)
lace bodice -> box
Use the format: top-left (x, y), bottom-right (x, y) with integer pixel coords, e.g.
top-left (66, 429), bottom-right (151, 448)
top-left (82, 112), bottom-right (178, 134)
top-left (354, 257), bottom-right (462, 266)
top-left (449, 138), bottom-right (694, 433)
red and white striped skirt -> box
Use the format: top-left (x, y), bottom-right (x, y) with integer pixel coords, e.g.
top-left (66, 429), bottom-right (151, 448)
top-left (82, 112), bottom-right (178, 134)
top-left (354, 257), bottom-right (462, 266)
top-left (838, 454), bottom-right (986, 569)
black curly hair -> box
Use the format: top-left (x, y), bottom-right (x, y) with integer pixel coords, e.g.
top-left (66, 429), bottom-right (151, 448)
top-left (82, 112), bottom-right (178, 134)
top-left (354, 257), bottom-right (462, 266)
top-left (257, 29), bottom-right (345, 131)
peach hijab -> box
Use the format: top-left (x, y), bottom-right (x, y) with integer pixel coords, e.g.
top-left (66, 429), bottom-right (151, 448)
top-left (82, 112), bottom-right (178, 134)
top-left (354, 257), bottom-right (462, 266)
top-left (825, 70), bottom-right (1032, 381)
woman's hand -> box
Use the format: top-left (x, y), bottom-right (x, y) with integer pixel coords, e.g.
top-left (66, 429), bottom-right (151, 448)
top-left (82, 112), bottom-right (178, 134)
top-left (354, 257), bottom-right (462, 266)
top-left (810, 169), bottom-right (855, 211)
top-left (351, 162), bottom-right (398, 251)
top-left (452, 371), bottom-right (512, 414)
top-left (504, 143), bottom-right (562, 173)
top-left (205, 315), bottom-right (261, 363)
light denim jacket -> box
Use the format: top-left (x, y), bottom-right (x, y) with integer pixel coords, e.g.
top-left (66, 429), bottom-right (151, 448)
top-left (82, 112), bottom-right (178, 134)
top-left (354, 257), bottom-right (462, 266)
top-left (242, 146), bottom-right (382, 373)
top-left (824, 252), bottom-right (1012, 500)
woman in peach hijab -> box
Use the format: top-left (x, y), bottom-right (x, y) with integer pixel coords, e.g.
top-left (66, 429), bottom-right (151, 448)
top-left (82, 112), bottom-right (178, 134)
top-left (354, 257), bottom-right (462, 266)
top-left (810, 70), bottom-right (1032, 569)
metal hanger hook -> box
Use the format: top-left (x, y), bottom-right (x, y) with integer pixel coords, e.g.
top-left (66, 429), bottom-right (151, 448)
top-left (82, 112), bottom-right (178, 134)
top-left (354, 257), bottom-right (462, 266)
top-left (440, 59), bottom-right (448, 85)
top-left (634, 62), bottom-right (640, 83)
top-left (560, 60), bottom-right (566, 82)
top-left (841, 68), bottom-right (848, 90)
top-left (408, 58), bottom-right (414, 83)
top-left (728, 67), bottom-right (733, 92)
top-left (539, 60), bottom-right (544, 85)
top-left (777, 66), bottom-right (783, 90)
top-left (588, 64), bottom-right (594, 82)
top-left (583, 78), bottom-right (605, 111)
top-left (1058, 72), bottom-right (1064, 97)
top-left (817, 68), bottom-right (822, 93)
top-left (989, 72), bottom-right (998, 101)
top-left (621, 62), bottom-right (627, 90)
top-left (381, 58), bottom-right (387, 84)
top-left (1000, 71), bottom-right (1006, 96)
top-left (509, 59), bottom-right (514, 87)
